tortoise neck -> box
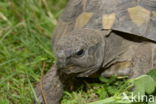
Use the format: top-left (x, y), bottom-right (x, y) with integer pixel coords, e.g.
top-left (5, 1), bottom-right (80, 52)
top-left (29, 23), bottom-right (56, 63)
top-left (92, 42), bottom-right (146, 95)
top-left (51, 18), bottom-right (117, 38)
top-left (102, 32), bottom-right (126, 68)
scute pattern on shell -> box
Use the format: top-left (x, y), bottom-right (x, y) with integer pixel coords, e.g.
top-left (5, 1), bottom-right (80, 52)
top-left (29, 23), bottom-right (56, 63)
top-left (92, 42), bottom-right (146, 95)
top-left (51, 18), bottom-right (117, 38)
top-left (54, 0), bottom-right (156, 44)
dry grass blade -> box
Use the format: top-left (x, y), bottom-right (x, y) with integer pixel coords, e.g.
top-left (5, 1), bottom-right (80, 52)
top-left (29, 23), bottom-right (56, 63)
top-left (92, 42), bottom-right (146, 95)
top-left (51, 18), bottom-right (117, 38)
top-left (40, 62), bottom-right (48, 104)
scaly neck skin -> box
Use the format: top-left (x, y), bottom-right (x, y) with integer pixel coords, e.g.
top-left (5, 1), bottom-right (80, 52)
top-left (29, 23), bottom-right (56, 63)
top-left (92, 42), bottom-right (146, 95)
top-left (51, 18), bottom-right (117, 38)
top-left (102, 32), bottom-right (129, 68)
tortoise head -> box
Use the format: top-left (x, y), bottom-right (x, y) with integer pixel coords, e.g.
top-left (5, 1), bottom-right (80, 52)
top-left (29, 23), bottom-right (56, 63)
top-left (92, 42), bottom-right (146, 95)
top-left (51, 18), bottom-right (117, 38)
top-left (54, 28), bottom-right (105, 77)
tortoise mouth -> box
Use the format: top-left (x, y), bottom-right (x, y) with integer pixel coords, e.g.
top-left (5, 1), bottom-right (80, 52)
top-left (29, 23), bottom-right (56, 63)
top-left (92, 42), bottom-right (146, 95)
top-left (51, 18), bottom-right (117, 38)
top-left (60, 65), bottom-right (99, 77)
top-left (61, 65), bottom-right (88, 74)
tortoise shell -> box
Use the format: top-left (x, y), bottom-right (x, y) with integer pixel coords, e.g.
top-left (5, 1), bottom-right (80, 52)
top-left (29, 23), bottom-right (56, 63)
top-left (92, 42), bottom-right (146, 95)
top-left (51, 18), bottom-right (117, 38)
top-left (53, 0), bottom-right (156, 46)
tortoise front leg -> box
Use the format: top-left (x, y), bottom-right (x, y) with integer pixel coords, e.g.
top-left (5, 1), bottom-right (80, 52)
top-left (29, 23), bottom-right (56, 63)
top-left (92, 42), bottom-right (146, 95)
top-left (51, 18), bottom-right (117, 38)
top-left (35, 64), bottom-right (66, 104)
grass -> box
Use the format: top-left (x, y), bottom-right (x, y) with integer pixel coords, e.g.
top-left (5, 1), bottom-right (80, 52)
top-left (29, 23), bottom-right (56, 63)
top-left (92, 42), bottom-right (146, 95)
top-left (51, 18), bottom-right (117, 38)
top-left (0, 0), bottom-right (68, 103)
top-left (61, 77), bottom-right (128, 104)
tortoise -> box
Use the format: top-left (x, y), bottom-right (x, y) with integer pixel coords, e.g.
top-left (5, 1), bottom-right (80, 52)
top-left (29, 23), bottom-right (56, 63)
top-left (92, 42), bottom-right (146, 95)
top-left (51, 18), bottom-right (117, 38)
top-left (35, 0), bottom-right (156, 104)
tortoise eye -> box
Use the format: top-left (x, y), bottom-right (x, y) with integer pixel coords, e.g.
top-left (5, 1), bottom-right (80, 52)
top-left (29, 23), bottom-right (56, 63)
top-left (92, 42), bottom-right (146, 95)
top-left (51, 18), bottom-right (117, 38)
top-left (76, 49), bottom-right (85, 57)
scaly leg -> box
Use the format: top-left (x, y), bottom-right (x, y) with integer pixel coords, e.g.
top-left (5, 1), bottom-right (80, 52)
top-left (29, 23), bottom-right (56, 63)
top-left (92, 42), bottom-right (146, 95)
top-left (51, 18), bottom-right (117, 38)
top-left (35, 64), bottom-right (77, 104)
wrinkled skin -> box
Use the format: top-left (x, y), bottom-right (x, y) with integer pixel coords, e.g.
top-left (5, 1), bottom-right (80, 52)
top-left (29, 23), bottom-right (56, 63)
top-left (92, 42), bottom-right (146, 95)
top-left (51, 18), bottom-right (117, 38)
top-left (35, 28), bottom-right (156, 104)
top-left (54, 29), bottom-right (105, 77)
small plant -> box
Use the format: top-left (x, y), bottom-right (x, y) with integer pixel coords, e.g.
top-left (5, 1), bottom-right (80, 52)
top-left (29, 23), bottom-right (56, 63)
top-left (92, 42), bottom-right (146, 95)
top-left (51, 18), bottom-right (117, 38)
top-left (61, 69), bottom-right (156, 104)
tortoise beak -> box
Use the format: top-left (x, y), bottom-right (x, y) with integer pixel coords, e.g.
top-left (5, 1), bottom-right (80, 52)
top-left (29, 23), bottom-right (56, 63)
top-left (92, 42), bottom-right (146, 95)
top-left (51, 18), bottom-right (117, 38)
top-left (56, 58), bottom-right (67, 69)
